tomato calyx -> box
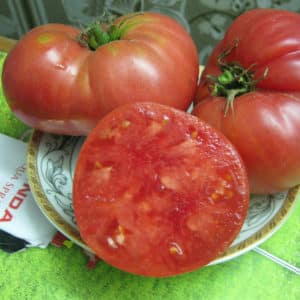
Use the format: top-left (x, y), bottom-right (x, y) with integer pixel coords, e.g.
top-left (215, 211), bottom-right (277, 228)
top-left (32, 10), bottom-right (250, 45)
top-left (78, 13), bottom-right (121, 50)
top-left (207, 40), bottom-right (268, 116)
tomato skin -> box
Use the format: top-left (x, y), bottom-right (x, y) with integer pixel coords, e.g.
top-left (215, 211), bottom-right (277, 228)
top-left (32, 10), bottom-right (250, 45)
top-left (194, 9), bottom-right (300, 193)
top-left (2, 13), bottom-right (199, 136)
top-left (73, 102), bottom-right (249, 277)
top-left (196, 9), bottom-right (300, 104)
top-left (193, 91), bottom-right (300, 194)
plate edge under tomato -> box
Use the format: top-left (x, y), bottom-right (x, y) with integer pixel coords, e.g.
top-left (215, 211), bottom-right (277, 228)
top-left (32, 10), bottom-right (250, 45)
top-left (26, 129), bottom-right (300, 265)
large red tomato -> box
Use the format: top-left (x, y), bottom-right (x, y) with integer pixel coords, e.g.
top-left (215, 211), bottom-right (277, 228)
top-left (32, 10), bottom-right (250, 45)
top-left (73, 102), bottom-right (249, 277)
top-left (2, 12), bottom-right (199, 136)
top-left (193, 9), bottom-right (300, 194)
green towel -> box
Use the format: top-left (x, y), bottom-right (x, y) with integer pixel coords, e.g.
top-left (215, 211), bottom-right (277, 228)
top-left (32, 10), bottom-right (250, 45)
top-left (0, 51), bottom-right (299, 300)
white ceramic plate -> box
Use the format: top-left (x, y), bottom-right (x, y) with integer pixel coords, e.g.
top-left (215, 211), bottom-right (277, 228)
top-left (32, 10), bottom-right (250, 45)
top-left (27, 130), bottom-right (299, 265)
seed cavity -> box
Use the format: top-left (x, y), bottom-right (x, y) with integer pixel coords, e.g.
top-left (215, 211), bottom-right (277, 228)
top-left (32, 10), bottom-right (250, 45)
top-left (209, 177), bottom-right (235, 201)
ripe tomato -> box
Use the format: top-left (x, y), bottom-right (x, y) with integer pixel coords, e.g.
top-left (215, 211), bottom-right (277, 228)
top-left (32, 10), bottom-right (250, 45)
top-left (193, 9), bottom-right (300, 194)
top-left (2, 12), bottom-right (199, 136)
top-left (73, 102), bottom-right (249, 277)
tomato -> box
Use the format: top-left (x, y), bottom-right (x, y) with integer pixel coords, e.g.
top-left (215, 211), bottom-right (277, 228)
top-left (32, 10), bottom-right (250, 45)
top-left (193, 9), bottom-right (300, 194)
top-left (73, 102), bottom-right (249, 277)
top-left (2, 12), bottom-right (199, 136)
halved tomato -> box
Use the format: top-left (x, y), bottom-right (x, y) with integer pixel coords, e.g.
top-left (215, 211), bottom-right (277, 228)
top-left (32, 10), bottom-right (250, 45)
top-left (73, 102), bottom-right (249, 277)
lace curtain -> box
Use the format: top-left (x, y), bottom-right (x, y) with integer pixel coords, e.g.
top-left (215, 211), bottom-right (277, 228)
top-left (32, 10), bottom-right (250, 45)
top-left (1, 0), bottom-right (300, 63)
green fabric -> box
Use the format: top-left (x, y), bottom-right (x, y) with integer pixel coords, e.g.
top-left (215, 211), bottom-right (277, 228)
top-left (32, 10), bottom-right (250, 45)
top-left (0, 52), bottom-right (299, 300)
top-left (0, 52), bottom-right (30, 140)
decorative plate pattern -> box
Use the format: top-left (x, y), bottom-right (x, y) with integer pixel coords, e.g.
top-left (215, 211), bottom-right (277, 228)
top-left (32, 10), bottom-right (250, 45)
top-left (27, 130), bottom-right (300, 264)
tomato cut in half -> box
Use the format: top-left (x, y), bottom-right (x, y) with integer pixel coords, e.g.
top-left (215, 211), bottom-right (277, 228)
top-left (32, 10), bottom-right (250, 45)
top-left (73, 102), bottom-right (249, 277)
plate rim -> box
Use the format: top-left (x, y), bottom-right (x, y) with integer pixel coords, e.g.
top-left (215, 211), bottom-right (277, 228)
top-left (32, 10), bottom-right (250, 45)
top-left (27, 130), bottom-right (92, 252)
top-left (27, 129), bottom-right (300, 263)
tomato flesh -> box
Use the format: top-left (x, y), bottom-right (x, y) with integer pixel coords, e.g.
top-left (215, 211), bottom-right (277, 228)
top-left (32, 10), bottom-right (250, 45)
top-left (73, 102), bottom-right (249, 277)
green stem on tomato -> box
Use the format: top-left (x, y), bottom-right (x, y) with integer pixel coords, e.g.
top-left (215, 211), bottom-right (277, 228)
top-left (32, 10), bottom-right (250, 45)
top-left (78, 21), bottom-right (122, 50)
top-left (92, 26), bottom-right (110, 45)
top-left (77, 9), bottom-right (124, 51)
top-left (207, 40), bottom-right (268, 116)
top-left (77, 12), bottom-right (145, 50)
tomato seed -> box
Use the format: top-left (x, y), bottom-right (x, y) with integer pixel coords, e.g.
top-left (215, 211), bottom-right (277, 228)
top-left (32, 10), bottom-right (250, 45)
top-left (107, 237), bottom-right (118, 249)
top-left (169, 242), bottom-right (183, 256)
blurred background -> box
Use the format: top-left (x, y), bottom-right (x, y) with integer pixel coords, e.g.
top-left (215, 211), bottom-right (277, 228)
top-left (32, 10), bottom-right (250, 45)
top-left (1, 0), bottom-right (300, 64)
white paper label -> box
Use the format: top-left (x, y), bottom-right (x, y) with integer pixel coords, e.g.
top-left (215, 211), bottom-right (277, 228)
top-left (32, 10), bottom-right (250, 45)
top-left (0, 133), bottom-right (56, 251)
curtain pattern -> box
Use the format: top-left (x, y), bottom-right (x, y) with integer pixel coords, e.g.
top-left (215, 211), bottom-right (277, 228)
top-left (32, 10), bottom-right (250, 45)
top-left (1, 0), bottom-right (300, 63)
